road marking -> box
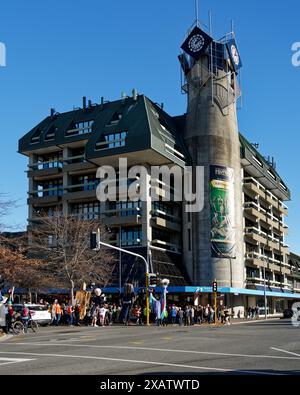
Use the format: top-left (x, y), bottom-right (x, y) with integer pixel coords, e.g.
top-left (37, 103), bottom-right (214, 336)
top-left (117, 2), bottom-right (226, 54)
top-left (0, 357), bottom-right (34, 367)
top-left (0, 351), bottom-right (284, 375)
top-left (271, 348), bottom-right (300, 358)
top-left (5, 342), bottom-right (300, 362)
top-left (232, 318), bottom-right (281, 325)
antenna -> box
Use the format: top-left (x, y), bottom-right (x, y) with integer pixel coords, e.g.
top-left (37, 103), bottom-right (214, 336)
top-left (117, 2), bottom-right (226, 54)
top-left (195, 0), bottom-right (200, 26)
top-left (209, 10), bottom-right (214, 106)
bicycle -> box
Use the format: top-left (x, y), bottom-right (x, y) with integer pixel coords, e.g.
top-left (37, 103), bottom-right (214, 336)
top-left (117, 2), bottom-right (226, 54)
top-left (11, 317), bottom-right (39, 335)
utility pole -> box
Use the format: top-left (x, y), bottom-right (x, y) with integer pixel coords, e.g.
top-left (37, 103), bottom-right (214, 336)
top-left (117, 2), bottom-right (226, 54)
top-left (213, 280), bottom-right (218, 324)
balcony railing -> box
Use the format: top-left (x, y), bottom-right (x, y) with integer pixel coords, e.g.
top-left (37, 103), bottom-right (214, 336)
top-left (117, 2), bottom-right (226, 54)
top-left (29, 186), bottom-right (64, 198)
top-left (104, 207), bottom-right (142, 218)
top-left (151, 209), bottom-right (181, 224)
top-left (65, 182), bottom-right (99, 193)
top-left (244, 177), bottom-right (288, 211)
top-left (63, 155), bottom-right (85, 164)
top-left (29, 160), bottom-right (63, 171)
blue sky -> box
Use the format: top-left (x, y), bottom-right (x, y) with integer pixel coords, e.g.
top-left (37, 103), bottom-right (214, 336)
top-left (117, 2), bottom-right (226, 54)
top-left (0, 0), bottom-right (299, 253)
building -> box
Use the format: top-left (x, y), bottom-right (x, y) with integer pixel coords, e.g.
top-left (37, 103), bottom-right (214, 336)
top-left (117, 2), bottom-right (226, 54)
top-left (18, 20), bottom-right (300, 316)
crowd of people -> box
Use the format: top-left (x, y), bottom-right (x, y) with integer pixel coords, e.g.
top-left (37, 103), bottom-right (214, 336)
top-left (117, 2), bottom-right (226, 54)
top-left (246, 306), bottom-right (260, 320)
top-left (44, 299), bottom-right (233, 327)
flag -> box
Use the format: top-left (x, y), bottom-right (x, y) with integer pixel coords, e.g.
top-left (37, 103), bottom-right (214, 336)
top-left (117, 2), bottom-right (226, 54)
top-left (160, 290), bottom-right (168, 320)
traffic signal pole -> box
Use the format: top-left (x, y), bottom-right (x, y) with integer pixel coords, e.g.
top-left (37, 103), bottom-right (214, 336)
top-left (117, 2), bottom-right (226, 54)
top-left (214, 292), bottom-right (217, 325)
top-left (96, 240), bottom-right (150, 326)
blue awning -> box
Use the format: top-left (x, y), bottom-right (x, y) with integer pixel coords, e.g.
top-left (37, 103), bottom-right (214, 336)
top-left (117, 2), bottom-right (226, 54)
top-left (101, 286), bottom-right (300, 299)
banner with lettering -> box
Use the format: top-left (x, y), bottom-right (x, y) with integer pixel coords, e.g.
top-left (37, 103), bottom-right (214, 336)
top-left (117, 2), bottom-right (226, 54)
top-left (210, 165), bottom-right (236, 258)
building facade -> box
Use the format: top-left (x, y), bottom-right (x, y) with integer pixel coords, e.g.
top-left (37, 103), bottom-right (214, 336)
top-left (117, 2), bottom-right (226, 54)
top-left (18, 23), bottom-right (300, 316)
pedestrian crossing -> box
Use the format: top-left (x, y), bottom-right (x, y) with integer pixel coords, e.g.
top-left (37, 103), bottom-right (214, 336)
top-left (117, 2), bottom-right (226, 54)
top-left (0, 357), bottom-right (35, 366)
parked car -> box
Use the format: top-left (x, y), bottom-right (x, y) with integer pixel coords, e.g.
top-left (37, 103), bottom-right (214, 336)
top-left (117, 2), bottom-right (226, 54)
top-left (10, 304), bottom-right (51, 326)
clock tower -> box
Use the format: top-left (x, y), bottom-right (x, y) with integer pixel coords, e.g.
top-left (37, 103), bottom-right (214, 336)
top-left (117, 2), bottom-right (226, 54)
top-left (180, 21), bottom-right (245, 313)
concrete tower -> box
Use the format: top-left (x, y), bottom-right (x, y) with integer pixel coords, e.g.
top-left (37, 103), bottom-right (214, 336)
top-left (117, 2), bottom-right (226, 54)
top-left (180, 23), bottom-right (245, 293)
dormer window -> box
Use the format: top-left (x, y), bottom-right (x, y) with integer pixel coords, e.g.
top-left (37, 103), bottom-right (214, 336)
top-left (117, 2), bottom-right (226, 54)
top-left (45, 126), bottom-right (57, 141)
top-left (76, 120), bottom-right (94, 134)
top-left (66, 120), bottom-right (94, 137)
top-left (95, 131), bottom-right (127, 150)
top-left (106, 111), bottom-right (122, 126)
top-left (30, 129), bottom-right (42, 144)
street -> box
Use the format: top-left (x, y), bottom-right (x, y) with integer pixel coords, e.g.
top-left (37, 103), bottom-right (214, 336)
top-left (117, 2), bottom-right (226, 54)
top-left (0, 319), bottom-right (299, 375)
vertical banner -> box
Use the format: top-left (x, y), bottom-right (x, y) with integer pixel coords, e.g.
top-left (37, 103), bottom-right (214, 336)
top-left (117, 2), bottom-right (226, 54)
top-left (210, 165), bottom-right (236, 258)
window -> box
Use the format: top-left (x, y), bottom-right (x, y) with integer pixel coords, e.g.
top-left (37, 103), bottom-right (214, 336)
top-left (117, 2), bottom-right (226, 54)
top-left (45, 126), bottom-right (57, 141)
top-left (121, 227), bottom-right (142, 246)
top-left (246, 267), bottom-right (259, 278)
top-left (36, 152), bottom-right (62, 170)
top-left (76, 120), bottom-right (94, 134)
top-left (152, 228), bottom-right (171, 244)
top-left (152, 201), bottom-right (174, 216)
top-left (106, 111), bottom-right (122, 126)
top-left (66, 120), bottom-right (94, 136)
top-left (31, 129), bottom-right (43, 144)
top-left (109, 201), bottom-right (141, 217)
top-left (37, 179), bottom-right (63, 197)
top-left (72, 174), bottom-right (99, 192)
top-left (95, 131), bottom-right (127, 150)
top-left (71, 202), bottom-right (101, 220)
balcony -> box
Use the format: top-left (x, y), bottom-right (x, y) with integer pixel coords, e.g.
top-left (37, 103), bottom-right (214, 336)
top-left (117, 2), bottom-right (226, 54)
top-left (63, 182), bottom-right (98, 201)
top-left (245, 227), bottom-right (267, 245)
top-left (151, 239), bottom-right (182, 254)
top-left (63, 155), bottom-right (95, 174)
top-left (244, 202), bottom-right (267, 222)
top-left (28, 160), bottom-right (63, 179)
top-left (102, 207), bottom-right (142, 227)
top-left (28, 186), bottom-right (64, 205)
top-left (244, 177), bottom-right (266, 198)
top-left (151, 209), bottom-right (181, 232)
top-left (244, 178), bottom-right (288, 216)
top-left (28, 159), bottom-right (63, 171)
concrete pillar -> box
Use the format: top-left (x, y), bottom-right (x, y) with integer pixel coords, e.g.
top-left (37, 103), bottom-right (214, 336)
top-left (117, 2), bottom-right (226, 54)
top-left (183, 56), bottom-right (245, 289)
top-left (141, 165), bottom-right (152, 271)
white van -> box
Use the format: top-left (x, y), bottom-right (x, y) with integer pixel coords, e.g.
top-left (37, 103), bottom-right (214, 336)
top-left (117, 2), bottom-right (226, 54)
top-left (12, 304), bottom-right (51, 326)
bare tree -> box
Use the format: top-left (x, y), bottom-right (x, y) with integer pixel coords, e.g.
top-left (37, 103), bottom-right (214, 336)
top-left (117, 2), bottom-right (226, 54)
top-left (29, 214), bottom-right (116, 304)
top-left (0, 193), bottom-right (16, 231)
top-left (0, 234), bottom-right (47, 302)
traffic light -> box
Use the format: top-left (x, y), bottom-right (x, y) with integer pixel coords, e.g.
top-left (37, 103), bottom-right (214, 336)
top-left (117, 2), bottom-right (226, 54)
top-left (90, 232), bottom-right (97, 250)
top-left (212, 281), bottom-right (218, 293)
top-left (148, 273), bottom-right (157, 287)
top-left (90, 229), bottom-right (100, 251)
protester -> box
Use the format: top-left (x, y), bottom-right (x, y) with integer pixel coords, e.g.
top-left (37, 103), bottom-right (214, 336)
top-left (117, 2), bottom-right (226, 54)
top-left (21, 303), bottom-right (31, 333)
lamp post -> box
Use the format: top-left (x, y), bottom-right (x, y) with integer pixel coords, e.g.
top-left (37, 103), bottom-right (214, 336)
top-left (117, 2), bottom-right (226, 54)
top-left (94, 232), bottom-right (150, 326)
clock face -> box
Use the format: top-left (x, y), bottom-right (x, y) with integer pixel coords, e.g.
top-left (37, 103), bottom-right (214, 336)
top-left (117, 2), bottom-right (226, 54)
top-left (188, 34), bottom-right (205, 53)
top-left (181, 26), bottom-right (213, 61)
top-left (231, 45), bottom-right (240, 65)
